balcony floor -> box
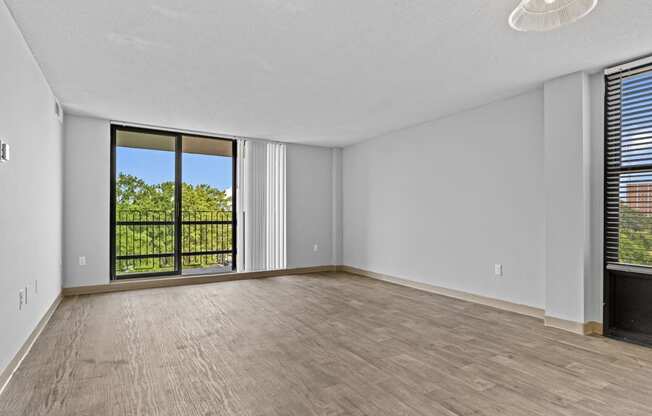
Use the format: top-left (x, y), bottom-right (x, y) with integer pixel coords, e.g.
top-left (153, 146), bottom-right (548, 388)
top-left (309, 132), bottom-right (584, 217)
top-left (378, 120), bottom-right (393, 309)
top-left (182, 264), bottom-right (232, 276)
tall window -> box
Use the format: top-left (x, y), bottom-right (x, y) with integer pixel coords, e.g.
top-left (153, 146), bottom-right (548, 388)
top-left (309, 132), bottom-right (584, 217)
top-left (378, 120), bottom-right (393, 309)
top-left (606, 63), bottom-right (652, 268)
top-left (110, 126), bottom-right (236, 279)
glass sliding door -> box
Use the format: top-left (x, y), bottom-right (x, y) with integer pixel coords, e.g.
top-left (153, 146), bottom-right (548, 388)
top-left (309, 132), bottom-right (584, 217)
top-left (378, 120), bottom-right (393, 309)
top-left (111, 127), bottom-right (179, 278)
top-left (181, 135), bottom-right (235, 275)
top-left (110, 126), bottom-right (236, 280)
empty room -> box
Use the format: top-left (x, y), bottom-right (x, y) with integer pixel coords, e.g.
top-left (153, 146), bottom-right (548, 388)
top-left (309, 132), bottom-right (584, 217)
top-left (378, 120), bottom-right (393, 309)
top-left (3, 0), bottom-right (652, 414)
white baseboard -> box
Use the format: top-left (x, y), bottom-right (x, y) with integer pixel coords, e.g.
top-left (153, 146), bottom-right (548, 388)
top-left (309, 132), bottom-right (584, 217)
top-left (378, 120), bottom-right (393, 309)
top-left (0, 293), bottom-right (63, 396)
top-left (61, 264), bottom-right (603, 337)
top-left (338, 265), bottom-right (602, 336)
top-left (544, 316), bottom-right (603, 336)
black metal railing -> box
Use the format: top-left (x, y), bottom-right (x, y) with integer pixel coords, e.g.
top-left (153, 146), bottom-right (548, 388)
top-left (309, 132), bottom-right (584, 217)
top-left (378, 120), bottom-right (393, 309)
top-left (115, 210), bottom-right (233, 275)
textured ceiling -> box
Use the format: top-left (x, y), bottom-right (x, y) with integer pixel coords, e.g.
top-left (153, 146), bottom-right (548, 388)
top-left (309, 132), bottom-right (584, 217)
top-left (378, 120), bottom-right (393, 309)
top-left (5, 0), bottom-right (652, 146)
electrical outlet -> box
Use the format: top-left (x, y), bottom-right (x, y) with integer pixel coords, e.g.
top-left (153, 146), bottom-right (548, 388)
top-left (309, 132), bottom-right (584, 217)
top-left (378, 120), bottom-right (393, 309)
top-left (18, 290), bottom-right (24, 311)
top-left (79, 256), bottom-right (87, 266)
top-left (24, 286), bottom-right (28, 305)
top-left (34, 279), bottom-right (38, 294)
top-left (0, 141), bottom-right (9, 162)
top-left (494, 264), bottom-right (503, 276)
top-left (313, 244), bottom-right (319, 252)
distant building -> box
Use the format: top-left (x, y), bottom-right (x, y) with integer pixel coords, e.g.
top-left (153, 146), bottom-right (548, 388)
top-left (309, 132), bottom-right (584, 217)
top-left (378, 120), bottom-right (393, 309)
top-left (626, 182), bottom-right (652, 213)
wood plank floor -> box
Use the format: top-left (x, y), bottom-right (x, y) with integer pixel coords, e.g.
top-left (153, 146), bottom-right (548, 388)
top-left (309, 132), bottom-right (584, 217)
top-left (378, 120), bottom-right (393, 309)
top-left (2, 272), bottom-right (652, 416)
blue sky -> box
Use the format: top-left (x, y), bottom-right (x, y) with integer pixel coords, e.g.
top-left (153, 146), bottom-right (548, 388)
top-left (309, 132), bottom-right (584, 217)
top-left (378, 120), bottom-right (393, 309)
top-left (116, 147), bottom-right (232, 190)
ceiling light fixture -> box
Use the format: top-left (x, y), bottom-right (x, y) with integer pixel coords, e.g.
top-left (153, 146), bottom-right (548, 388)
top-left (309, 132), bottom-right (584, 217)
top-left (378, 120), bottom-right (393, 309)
top-left (509, 0), bottom-right (598, 32)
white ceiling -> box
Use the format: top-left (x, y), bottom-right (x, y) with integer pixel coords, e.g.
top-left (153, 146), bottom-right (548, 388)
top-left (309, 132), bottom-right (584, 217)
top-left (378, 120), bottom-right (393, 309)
top-left (6, 1), bottom-right (652, 146)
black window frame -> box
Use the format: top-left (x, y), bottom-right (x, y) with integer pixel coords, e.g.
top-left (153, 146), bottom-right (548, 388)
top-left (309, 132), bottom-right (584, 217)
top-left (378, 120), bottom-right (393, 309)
top-left (110, 124), bottom-right (237, 280)
top-left (604, 58), bottom-right (652, 345)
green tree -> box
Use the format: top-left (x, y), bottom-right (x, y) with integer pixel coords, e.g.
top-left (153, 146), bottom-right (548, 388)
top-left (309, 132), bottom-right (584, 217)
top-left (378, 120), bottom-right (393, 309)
top-left (619, 202), bottom-right (652, 265)
top-left (115, 173), bottom-right (232, 274)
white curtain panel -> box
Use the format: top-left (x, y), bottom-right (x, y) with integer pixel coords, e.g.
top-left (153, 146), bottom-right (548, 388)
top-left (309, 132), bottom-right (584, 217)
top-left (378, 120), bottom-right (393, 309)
top-left (236, 140), bottom-right (286, 272)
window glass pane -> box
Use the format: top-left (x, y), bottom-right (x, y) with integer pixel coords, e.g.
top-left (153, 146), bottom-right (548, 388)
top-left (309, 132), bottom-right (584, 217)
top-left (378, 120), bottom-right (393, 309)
top-left (619, 172), bottom-right (652, 265)
top-left (614, 70), bottom-right (652, 267)
top-left (115, 130), bottom-right (176, 276)
top-left (621, 72), bottom-right (652, 167)
top-left (181, 136), bottom-right (234, 275)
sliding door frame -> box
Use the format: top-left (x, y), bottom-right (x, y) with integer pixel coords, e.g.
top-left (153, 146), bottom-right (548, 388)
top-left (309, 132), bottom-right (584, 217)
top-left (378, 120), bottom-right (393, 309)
top-left (110, 124), bottom-right (237, 280)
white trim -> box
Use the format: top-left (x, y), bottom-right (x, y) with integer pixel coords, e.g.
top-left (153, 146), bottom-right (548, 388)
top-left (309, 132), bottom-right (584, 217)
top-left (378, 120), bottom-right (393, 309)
top-left (605, 55), bottom-right (652, 75)
top-left (606, 263), bottom-right (652, 276)
top-left (339, 266), bottom-right (604, 335)
top-left (339, 266), bottom-right (544, 319)
top-left (544, 315), bottom-right (586, 335)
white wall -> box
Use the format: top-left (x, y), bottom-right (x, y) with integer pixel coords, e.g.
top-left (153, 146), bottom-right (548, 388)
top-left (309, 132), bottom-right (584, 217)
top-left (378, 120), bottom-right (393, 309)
top-left (286, 144), bottom-right (334, 268)
top-left (0, 1), bottom-right (63, 375)
top-left (588, 73), bottom-right (605, 323)
top-left (342, 75), bottom-right (610, 323)
top-left (343, 90), bottom-right (546, 309)
top-left (543, 72), bottom-right (593, 323)
top-left (62, 115), bottom-right (110, 287)
top-left (63, 116), bottom-right (337, 287)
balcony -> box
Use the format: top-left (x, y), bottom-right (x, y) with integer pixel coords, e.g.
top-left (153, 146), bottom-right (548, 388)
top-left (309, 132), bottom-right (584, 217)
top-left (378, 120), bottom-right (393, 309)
top-left (115, 210), bottom-right (233, 276)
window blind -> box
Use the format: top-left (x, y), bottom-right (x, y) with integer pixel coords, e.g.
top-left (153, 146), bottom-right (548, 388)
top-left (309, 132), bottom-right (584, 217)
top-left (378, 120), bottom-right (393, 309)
top-left (605, 61), bottom-right (652, 267)
top-left (238, 140), bottom-right (287, 272)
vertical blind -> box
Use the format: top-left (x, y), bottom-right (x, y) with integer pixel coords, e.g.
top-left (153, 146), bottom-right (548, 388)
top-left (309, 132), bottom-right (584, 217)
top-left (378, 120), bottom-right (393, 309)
top-left (606, 62), bottom-right (652, 267)
top-left (237, 140), bottom-right (287, 272)
top-left (265, 142), bottom-right (286, 270)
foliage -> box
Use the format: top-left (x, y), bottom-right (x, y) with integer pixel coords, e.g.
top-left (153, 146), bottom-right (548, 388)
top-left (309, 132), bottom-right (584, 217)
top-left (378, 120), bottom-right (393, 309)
top-left (619, 202), bottom-right (652, 266)
top-left (116, 173), bottom-right (232, 212)
top-left (115, 174), bottom-right (232, 274)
